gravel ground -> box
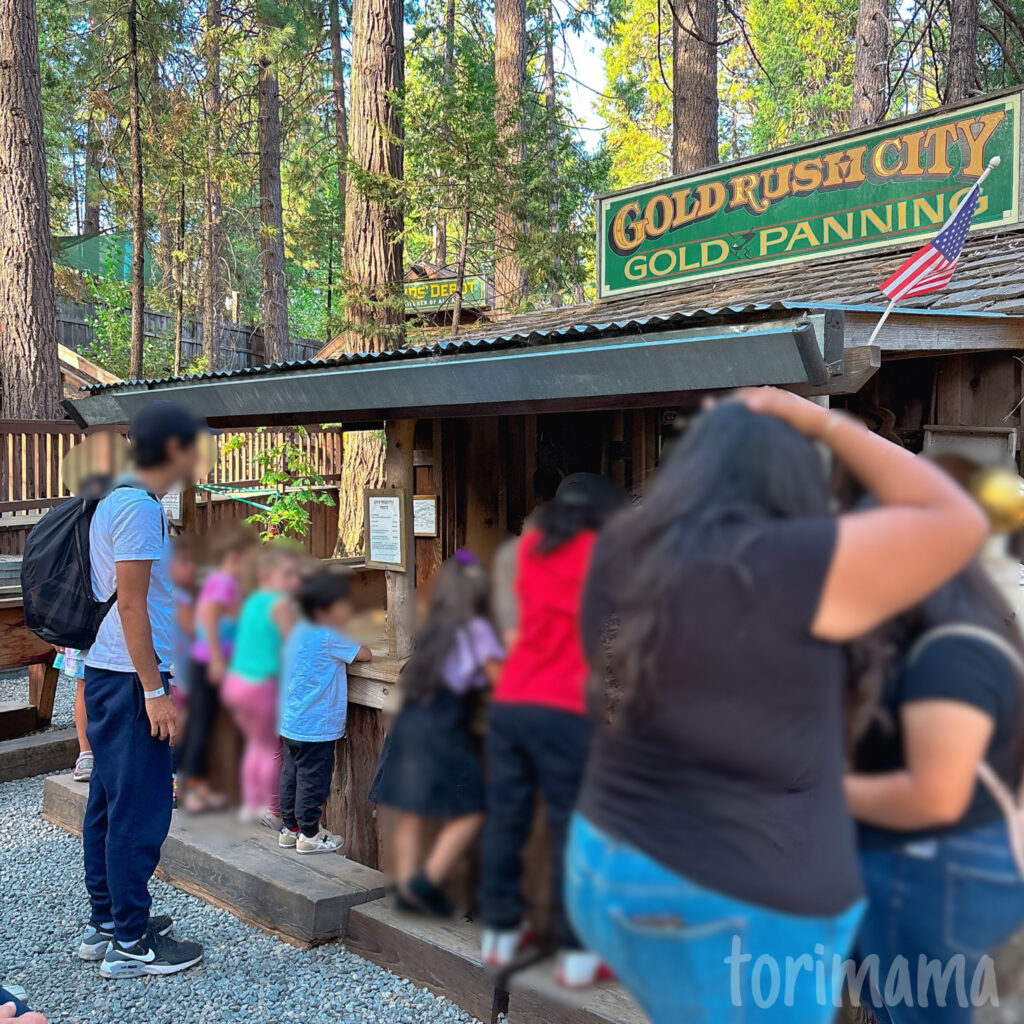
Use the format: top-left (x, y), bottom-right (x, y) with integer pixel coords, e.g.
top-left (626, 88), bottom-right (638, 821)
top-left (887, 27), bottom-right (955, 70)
top-left (1, 774), bottom-right (484, 1024)
top-left (0, 668), bottom-right (76, 730)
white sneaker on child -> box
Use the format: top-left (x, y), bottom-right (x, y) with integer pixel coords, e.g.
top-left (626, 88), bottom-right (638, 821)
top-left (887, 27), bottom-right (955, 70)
top-left (295, 828), bottom-right (343, 854)
top-left (260, 810), bottom-right (283, 832)
top-left (278, 827), bottom-right (299, 848)
top-left (555, 950), bottom-right (615, 989)
top-left (481, 923), bottom-right (533, 968)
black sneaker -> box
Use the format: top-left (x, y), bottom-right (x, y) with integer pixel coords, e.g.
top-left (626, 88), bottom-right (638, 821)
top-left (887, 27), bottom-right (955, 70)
top-left (78, 914), bottom-right (174, 961)
top-left (99, 926), bottom-right (203, 979)
top-left (400, 873), bottom-right (455, 918)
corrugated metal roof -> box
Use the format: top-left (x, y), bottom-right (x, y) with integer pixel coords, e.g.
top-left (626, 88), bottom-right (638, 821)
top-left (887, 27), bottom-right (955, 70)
top-left (82, 221), bottom-right (1024, 397)
top-left (82, 301), bottom-right (805, 394)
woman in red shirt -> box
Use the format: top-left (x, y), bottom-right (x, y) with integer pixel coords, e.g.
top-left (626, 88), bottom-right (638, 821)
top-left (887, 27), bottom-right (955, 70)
top-left (479, 472), bottom-right (625, 987)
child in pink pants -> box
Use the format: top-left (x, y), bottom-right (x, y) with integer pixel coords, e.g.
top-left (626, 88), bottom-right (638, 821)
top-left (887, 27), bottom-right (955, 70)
top-left (222, 546), bottom-right (301, 828)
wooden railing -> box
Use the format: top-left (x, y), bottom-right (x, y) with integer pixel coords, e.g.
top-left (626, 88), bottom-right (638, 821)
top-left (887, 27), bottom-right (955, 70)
top-left (0, 420), bottom-right (345, 522)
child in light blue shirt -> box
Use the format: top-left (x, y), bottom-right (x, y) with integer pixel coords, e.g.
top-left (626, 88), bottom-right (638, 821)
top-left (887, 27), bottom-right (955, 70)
top-left (278, 570), bottom-right (371, 854)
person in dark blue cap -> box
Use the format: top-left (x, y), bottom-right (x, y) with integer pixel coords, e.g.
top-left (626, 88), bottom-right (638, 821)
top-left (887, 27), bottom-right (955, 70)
top-left (78, 400), bottom-right (207, 978)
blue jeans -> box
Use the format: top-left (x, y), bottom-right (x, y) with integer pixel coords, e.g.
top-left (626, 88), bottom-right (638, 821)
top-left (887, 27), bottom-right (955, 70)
top-left (566, 813), bottom-right (865, 1024)
top-left (856, 819), bottom-right (1024, 1024)
top-left (83, 667), bottom-right (173, 944)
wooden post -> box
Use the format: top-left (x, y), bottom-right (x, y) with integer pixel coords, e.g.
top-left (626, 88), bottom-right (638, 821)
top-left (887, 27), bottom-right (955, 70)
top-left (384, 419), bottom-right (415, 657)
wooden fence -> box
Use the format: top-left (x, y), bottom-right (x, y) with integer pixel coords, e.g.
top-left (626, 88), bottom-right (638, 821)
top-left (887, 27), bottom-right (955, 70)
top-left (56, 299), bottom-right (321, 372)
top-left (0, 420), bottom-right (344, 556)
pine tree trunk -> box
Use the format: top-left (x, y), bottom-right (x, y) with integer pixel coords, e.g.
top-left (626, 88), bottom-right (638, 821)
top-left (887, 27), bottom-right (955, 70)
top-left (543, 2), bottom-right (561, 306)
top-left (0, 0), bottom-right (61, 418)
top-left (340, 0), bottom-right (404, 353)
top-left (127, 0), bottom-right (146, 381)
top-left (174, 157), bottom-right (186, 375)
top-left (83, 118), bottom-right (103, 234)
top-left (82, 8), bottom-right (103, 235)
top-left (434, 0), bottom-right (456, 269)
top-left (671, 0), bottom-right (718, 175)
top-left (202, 0), bottom-right (223, 367)
top-left (331, 0), bottom-right (405, 554)
top-left (451, 204), bottom-right (470, 334)
top-left (493, 0), bottom-right (527, 312)
top-left (328, 0), bottom-right (349, 262)
top-left (850, 0), bottom-right (889, 127)
top-left (258, 55), bottom-right (290, 364)
top-left (946, 0), bottom-right (978, 102)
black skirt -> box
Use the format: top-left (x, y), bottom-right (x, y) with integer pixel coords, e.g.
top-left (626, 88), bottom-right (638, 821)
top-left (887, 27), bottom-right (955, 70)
top-left (370, 689), bottom-right (485, 818)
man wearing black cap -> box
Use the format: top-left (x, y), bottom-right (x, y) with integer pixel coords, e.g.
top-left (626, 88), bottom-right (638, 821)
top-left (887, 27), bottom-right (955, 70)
top-left (78, 400), bottom-right (205, 979)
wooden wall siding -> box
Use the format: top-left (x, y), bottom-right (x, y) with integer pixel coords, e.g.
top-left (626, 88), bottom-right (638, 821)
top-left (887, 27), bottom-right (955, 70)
top-left (0, 420), bottom-right (344, 557)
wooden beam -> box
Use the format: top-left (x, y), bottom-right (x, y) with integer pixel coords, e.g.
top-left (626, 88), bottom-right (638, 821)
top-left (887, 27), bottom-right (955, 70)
top-left (28, 660), bottom-right (60, 724)
top-left (383, 419), bottom-right (416, 658)
top-left (846, 311), bottom-right (1024, 354)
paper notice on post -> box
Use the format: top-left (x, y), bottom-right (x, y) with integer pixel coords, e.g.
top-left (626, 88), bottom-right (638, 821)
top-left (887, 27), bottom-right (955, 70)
top-left (367, 493), bottom-right (403, 565)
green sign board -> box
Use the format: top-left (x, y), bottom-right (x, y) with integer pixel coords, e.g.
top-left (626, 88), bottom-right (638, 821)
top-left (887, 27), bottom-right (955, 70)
top-left (596, 93), bottom-right (1021, 300)
top-left (405, 275), bottom-right (489, 312)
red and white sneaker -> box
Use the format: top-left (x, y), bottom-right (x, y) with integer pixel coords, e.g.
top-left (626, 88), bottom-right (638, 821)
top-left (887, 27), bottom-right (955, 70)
top-left (481, 923), bottom-right (534, 969)
top-left (555, 950), bottom-right (615, 989)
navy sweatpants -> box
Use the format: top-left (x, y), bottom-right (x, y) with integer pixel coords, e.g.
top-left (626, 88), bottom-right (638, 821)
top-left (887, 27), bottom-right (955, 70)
top-left (83, 667), bottom-right (173, 944)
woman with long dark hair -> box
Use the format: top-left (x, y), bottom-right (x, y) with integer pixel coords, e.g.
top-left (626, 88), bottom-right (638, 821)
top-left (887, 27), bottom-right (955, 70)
top-left (479, 472), bottom-right (626, 987)
top-left (568, 388), bottom-right (989, 1023)
top-left (848, 562), bottom-right (1024, 1024)
top-left (372, 551), bottom-right (504, 915)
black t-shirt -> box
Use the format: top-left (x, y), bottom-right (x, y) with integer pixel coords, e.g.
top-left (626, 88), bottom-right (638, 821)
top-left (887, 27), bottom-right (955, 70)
top-left (854, 633), bottom-right (1021, 848)
top-left (578, 516), bottom-right (864, 917)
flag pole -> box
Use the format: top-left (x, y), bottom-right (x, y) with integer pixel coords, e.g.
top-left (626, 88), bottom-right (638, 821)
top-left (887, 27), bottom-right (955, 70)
top-left (867, 154), bottom-right (1001, 347)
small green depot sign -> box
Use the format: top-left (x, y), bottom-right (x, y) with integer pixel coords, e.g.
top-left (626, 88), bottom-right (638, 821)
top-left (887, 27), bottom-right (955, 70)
top-left (596, 93), bottom-right (1021, 300)
top-left (405, 275), bottom-right (489, 312)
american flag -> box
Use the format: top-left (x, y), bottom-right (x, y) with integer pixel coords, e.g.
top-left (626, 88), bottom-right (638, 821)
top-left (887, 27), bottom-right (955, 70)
top-left (879, 181), bottom-right (982, 302)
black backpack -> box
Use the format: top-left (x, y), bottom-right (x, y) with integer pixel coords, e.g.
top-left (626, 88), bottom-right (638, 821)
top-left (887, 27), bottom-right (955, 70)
top-left (21, 480), bottom-right (158, 648)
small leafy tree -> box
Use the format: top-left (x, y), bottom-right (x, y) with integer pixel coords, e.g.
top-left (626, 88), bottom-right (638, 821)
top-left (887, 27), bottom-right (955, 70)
top-left (221, 425), bottom-right (336, 540)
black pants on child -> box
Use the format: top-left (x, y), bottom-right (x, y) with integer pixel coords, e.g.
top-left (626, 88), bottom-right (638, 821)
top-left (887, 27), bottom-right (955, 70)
top-left (179, 659), bottom-right (219, 779)
top-left (280, 739), bottom-right (336, 836)
top-left (479, 702), bottom-right (592, 949)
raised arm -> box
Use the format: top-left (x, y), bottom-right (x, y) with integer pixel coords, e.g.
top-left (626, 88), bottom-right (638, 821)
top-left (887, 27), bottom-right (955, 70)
top-left (734, 388), bottom-right (988, 642)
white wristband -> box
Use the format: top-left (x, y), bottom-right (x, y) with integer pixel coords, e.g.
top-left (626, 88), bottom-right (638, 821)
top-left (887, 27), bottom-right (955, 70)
top-left (143, 687), bottom-right (165, 700)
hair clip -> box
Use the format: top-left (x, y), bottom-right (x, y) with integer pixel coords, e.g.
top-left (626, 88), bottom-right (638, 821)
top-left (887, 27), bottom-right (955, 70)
top-left (454, 547), bottom-right (479, 565)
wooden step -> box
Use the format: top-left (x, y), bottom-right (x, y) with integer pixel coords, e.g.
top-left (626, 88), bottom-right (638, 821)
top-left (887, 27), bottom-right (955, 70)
top-left (0, 726), bottom-right (78, 783)
top-left (506, 962), bottom-right (648, 1024)
top-left (42, 773), bottom-right (389, 947)
top-left (0, 702), bottom-right (38, 741)
top-left (345, 901), bottom-right (507, 1024)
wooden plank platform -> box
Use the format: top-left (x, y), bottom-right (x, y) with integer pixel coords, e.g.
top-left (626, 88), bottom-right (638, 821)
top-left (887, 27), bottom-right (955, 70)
top-left (0, 726), bottom-right (78, 783)
top-left (345, 901), bottom-right (507, 1024)
top-left (506, 963), bottom-right (648, 1024)
top-left (42, 773), bottom-right (389, 947)
top-left (0, 702), bottom-right (39, 741)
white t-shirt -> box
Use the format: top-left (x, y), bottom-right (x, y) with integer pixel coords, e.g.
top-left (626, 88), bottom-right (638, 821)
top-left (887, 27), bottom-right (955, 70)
top-left (84, 482), bottom-right (174, 673)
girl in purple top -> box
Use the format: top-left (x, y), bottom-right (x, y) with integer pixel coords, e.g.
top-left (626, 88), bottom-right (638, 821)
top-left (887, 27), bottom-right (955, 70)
top-left (371, 551), bottom-right (504, 916)
top-left (179, 527), bottom-right (254, 813)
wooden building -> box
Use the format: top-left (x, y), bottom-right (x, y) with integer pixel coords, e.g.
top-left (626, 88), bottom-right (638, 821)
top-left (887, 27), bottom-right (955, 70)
top-left (64, 88), bottom-right (1024, 875)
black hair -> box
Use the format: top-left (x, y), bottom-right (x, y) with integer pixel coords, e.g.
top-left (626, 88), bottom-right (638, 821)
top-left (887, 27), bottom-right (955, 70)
top-left (847, 561), bottom-right (1024, 749)
top-left (593, 401), bottom-right (831, 716)
top-left (533, 472), bottom-right (626, 553)
top-left (400, 554), bottom-right (491, 703)
top-left (532, 467), bottom-right (563, 504)
top-left (129, 400), bottom-right (201, 468)
top-left (298, 570), bottom-right (353, 619)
